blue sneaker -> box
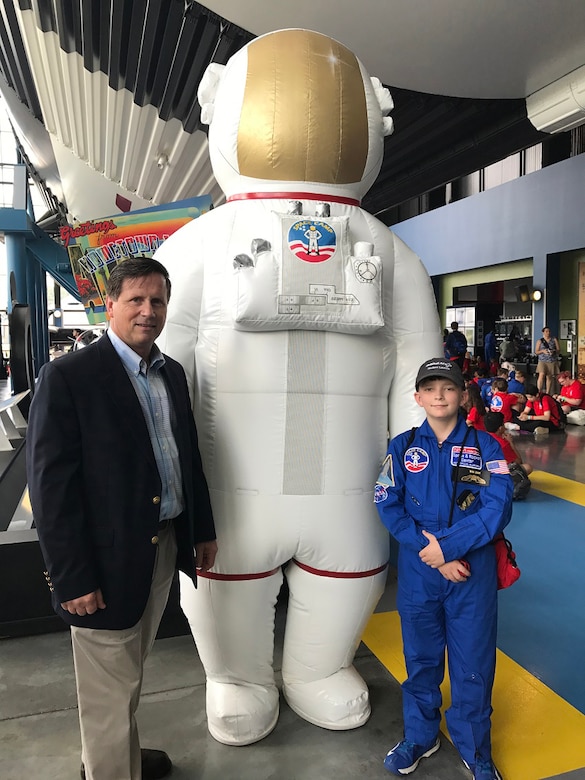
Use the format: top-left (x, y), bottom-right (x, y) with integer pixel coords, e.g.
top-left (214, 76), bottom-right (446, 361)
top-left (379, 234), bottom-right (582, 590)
top-left (383, 737), bottom-right (440, 775)
top-left (472, 758), bottom-right (503, 780)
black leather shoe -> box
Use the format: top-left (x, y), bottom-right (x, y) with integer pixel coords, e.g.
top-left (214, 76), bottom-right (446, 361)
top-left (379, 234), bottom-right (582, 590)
top-left (80, 748), bottom-right (172, 779)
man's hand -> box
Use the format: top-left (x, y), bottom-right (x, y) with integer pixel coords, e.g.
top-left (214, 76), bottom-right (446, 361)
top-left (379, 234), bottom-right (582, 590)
top-left (438, 560), bottom-right (471, 583)
top-left (60, 589), bottom-right (106, 616)
top-left (195, 540), bottom-right (218, 572)
top-left (419, 530), bottom-right (446, 568)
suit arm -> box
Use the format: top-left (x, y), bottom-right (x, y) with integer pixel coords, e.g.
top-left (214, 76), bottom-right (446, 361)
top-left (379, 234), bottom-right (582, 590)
top-left (375, 432), bottom-right (429, 552)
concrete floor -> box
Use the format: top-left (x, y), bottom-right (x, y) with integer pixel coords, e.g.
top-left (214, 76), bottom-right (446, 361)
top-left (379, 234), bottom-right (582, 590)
top-left (0, 595), bottom-right (474, 780)
top-left (2, 379), bottom-right (585, 779)
top-left (2, 580), bottom-right (585, 780)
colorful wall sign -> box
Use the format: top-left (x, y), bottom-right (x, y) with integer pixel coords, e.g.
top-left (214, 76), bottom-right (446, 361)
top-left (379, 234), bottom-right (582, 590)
top-left (60, 196), bottom-right (212, 323)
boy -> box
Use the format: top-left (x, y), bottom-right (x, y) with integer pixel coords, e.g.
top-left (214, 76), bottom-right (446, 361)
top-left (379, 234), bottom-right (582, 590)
top-left (484, 411), bottom-right (532, 476)
top-left (489, 377), bottom-right (523, 424)
top-left (506, 368), bottom-right (526, 396)
top-left (471, 366), bottom-right (490, 391)
top-left (375, 358), bottom-right (513, 780)
top-left (506, 383), bottom-right (563, 434)
top-left (480, 368), bottom-right (510, 408)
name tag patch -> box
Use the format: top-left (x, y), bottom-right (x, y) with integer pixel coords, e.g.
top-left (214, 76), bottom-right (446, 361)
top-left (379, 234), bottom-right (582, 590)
top-left (454, 467), bottom-right (491, 486)
top-left (450, 446), bottom-right (482, 470)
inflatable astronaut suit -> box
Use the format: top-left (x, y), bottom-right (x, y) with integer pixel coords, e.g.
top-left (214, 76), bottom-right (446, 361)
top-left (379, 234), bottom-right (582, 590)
top-left (156, 29), bottom-right (441, 745)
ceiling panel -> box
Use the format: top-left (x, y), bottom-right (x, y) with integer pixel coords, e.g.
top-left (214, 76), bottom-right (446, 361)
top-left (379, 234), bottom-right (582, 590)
top-left (0, 0), bottom-right (580, 226)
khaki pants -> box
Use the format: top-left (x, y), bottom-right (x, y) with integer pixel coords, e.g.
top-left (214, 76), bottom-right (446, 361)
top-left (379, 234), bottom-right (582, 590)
top-left (71, 525), bottom-right (177, 780)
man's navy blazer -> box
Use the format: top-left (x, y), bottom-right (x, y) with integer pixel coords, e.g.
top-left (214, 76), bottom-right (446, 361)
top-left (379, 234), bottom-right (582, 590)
top-left (26, 333), bottom-right (215, 630)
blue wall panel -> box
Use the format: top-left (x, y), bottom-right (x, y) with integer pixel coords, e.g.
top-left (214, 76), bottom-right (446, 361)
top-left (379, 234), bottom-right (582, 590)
top-left (392, 154), bottom-right (585, 277)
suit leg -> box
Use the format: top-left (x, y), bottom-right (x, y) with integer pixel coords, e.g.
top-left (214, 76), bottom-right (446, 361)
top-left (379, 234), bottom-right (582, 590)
top-left (396, 549), bottom-right (446, 746)
top-left (180, 568), bottom-right (283, 745)
top-left (444, 556), bottom-right (497, 767)
top-left (281, 561), bottom-right (386, 729)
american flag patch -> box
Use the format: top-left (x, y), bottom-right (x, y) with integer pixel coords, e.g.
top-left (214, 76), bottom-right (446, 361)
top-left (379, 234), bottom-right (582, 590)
top-left (486, 459), bottom-right (510, 474)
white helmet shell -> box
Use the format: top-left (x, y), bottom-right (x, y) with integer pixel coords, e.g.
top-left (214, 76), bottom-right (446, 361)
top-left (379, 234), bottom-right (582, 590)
top-left (198, 29), bottom-right (393, 202)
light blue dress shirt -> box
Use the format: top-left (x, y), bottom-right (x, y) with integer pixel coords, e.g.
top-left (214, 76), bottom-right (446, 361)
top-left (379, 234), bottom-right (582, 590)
top-left (107, 330), bottom-right (184, 521)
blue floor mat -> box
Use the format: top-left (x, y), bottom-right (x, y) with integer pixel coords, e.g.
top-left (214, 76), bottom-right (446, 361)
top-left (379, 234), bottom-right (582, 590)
top-left (497, 489), bottom-right (585, 714)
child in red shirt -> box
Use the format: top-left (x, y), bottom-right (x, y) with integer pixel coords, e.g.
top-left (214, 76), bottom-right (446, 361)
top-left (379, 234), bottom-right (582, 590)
top-left (555, 371), bottom-right (585, 413)
top-left (464, 381), bottom-right (486, 430)
top-left (489, 378), bottom-right (522, 424)
top-left (484, 412), bottom-right (532, 474)
top-left (507, 383), bottom-right (563, 433)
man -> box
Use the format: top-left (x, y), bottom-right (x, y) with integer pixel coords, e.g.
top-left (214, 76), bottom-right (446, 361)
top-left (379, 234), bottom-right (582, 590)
top-left (483, 329), bottom-right (497, 365)
top-left (498, 334), bottom-right (517, 365)
top-left (27, 257), bottom-right (216, 780)
top-left (445, 321), bottom-right (468, 369)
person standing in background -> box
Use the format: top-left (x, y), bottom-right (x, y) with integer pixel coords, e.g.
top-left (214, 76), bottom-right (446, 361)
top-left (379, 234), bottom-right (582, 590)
top-left (484, 329), bottom-right (497, 365)
top-left (535, 326), bottom-right (560, 394)
top-left (499, 334), bottom-right (517, 365)
top-left (443, 328), bottom-right (450, 360)
top-left (445, 322), bottom-right (468, 369)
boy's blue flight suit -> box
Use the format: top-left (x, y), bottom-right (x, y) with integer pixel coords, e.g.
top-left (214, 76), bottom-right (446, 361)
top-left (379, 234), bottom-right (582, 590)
top-left (375, 416), bottom-right (513, 768)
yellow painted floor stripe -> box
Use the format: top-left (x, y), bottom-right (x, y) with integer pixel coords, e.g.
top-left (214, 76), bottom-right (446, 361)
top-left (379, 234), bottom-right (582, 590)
top-left (363, 611), bottom-right (585, 780)
top-left (530, 470), bottom-right (585, 506)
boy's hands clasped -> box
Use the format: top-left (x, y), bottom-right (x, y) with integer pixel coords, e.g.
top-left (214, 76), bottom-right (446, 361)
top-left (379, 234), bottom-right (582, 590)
top-left (419, 530), bottom-right (445, 567)
top-left (420, 529), bottom-right (471, 582)
top-left (438, 560), bottom-right (471, 582)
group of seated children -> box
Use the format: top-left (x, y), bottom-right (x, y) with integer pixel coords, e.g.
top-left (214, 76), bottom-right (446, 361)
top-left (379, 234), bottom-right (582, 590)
top-left (466, 365), bottom-right (568, 436)
top-left (463, 364), bottom-right (585, 500)
top-left (463, 369), bottom-right (537, 498)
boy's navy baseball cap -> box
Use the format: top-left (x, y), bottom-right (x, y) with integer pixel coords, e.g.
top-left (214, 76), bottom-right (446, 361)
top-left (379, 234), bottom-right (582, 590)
top-left (415, 358), bottom-right (465, 390)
